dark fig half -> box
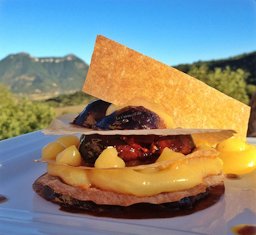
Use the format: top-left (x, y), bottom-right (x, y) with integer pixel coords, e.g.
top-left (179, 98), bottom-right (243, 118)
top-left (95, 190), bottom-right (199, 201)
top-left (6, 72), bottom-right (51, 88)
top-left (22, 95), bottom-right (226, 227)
top-left (96, 106), bottom-right (165, 130)
top-left (72, 99), bottom-right (111, 128)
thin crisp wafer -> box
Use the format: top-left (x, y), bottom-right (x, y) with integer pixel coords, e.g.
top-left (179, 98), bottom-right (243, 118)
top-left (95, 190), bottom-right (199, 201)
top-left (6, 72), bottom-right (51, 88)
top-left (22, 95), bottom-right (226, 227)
top-left (83, 35), bottom-right (250, 137)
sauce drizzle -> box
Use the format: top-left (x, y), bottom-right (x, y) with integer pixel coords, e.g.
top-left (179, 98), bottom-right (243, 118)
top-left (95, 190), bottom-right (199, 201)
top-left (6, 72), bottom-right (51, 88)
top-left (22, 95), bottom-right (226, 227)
top-left (232, 224), bottom-right (256, 235)
top-left (226, 174), bottom-right (240, 180)
top-left (0, 194), bottom-right (8, 204)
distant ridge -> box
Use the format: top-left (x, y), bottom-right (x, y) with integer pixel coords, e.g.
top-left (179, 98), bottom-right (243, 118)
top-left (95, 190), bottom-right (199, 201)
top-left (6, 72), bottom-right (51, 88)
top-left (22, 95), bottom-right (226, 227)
top-left (175, 51), bottom-right (256, 84)
top-left (0, 51), bottom-right (255, 98)
top-left (0, 53), bottom-right (89, 97)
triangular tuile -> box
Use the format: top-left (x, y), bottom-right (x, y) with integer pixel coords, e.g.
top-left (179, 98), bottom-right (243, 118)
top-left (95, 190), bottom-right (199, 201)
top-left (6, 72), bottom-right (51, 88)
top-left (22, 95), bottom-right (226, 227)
top-left (83, 35), bottom-right (250, 138)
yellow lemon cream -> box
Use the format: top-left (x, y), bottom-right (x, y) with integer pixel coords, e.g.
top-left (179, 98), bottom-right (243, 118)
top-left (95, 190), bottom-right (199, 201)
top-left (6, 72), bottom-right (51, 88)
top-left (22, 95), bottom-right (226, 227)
top-left (45, 137), bottom-right (223, 197)
top-left (217, 137), bottom-right (256, 175)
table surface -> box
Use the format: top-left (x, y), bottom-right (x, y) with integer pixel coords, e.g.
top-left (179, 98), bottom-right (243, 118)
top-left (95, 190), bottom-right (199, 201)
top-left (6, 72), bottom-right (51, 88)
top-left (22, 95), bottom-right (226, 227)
top-left (0, 131), bottom-right (256, 235)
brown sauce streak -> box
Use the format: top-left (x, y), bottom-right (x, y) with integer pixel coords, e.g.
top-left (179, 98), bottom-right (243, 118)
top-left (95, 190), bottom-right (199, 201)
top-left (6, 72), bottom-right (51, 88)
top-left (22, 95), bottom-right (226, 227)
top-left (59, 185), bottom-right (224, 219)
top-left (226, 174), bottom-right (241, 179)
top-left (0, 195), bottom-right (8, 204)
top-left (232, 225), bottom-right (256, 235)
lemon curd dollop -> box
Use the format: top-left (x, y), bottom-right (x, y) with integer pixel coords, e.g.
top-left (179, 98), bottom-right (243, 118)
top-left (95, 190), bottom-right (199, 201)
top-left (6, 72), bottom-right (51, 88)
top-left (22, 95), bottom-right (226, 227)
top-left (217, 137), bottom-right (256, 175)
top-left (42, 136), bottom-right (223, 197)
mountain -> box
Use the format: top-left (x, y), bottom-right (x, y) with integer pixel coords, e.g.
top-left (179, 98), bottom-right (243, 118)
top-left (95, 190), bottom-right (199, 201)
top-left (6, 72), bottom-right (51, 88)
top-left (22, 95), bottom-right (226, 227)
top-left (0, 51), bottom-right (255, 98)
top-left (175, 51), bottom-right (256, 84)
top-left (0, 53), bottom-right (89, 97)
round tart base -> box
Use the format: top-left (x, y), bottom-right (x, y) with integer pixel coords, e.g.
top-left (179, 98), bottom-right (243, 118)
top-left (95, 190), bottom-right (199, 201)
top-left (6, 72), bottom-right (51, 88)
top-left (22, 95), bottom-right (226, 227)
top-left (33, 174), bottom-right (224, 219)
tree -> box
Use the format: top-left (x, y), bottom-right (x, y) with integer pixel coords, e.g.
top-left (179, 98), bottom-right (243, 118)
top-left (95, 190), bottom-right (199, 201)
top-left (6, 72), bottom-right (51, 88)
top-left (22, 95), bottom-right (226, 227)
top-left (247, 84), bottom-right (256, 99)
top-left (187, 64), bottom-right (210, 84)
top-left (0, 85), bottom-right (55, 140)
top-left (187, 66), bottom-right (249, 104)
top-left (207, 67), bottom-right (249, 104)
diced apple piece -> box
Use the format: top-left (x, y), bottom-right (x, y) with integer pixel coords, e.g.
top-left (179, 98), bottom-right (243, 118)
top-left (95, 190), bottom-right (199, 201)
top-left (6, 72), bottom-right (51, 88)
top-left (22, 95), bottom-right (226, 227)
top-left (42, 142), bottom-right (65, 161)
top-left (156, 147), bottom-right (184, 162)
top-left (56, 145), bottom-right (82, 166)
top-left (57, 135), bottom-right (80, 148)
top-left (95, 146), bottom-right (125, 168)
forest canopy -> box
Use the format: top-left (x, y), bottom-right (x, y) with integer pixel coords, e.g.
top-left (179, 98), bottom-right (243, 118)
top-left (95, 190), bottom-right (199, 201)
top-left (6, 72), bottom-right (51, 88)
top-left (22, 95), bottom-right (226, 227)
top-left (0, 85), bottom-right (55, 140)
top-left (186, 65), bottom-right (252, 104)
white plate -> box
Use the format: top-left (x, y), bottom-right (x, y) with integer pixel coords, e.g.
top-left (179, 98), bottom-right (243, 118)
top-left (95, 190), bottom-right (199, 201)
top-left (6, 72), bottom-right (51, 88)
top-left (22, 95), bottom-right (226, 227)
top-left (0, 132), bottom-right (255, 235)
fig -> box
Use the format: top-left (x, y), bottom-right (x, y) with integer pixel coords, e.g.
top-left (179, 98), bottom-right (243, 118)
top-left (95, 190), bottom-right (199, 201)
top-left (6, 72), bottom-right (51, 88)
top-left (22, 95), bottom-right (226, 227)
top-left (79, 134), bottom-right (125, 166)
top-left (79, 134), bottom-right (195, 166)
top-left (150, 135), bottom-right (195, 155)
top-left (96, 106), bottom-right (165, 130)
top-left (72, 99), bottom-right (111, 128)
top-left (79, 134), bottom-right (155, 166)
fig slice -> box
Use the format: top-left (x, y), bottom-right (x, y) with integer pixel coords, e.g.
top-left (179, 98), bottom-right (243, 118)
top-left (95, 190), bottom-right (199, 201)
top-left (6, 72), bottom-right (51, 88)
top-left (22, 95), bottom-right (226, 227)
top-left (72, 99), bottom-right (111, 128)
top-left (96, 106), bottom-right (166, 130)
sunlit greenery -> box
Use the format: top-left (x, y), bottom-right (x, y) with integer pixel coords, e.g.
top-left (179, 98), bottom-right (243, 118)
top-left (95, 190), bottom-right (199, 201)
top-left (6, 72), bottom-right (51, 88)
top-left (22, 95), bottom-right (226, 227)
top-left (187, 65), bottom-right (250, 104)
top-left (0, 85), bottom-right (55, 140)
top-left (45, 91), bottom-right (93, 107)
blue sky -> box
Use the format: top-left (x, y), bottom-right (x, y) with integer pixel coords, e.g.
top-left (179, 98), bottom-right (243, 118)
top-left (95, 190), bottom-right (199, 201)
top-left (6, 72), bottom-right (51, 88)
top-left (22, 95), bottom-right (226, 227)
top-left (0, 0), bottom-right (255, 65)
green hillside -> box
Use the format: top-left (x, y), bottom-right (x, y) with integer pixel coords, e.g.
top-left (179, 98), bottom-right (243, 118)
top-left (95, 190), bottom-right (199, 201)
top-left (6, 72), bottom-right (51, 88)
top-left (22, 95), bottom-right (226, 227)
top-left (46, 91), bottom-right (93, 107)
top-left (0, 53), bottom-right (89, 96)
top-left (0, 51), bottom-right (255, 104)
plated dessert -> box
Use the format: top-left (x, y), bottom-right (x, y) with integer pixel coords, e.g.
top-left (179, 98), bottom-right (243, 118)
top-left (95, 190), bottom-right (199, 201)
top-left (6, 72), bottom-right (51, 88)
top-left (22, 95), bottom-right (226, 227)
top-left (33, 35), bottom-right (254, 218)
